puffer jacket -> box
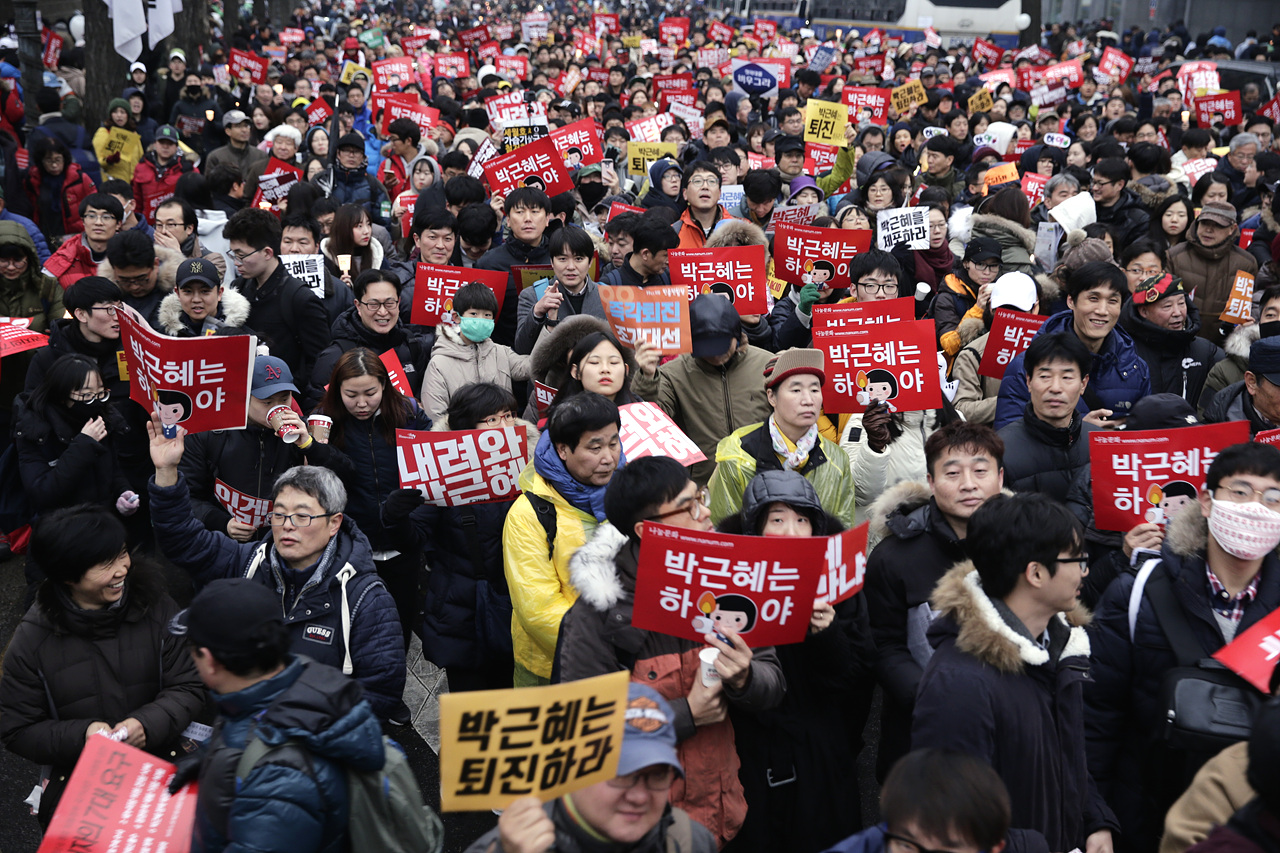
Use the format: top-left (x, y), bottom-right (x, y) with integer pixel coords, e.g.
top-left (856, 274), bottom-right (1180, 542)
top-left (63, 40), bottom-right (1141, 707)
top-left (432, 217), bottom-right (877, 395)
top-left (931, 272), bottom-right (982, 359)
top-left (968, 212), bottom-right (1039, 274)
top-left (131, 150), bottom-right (195, 224)
top-left (554, 524), bottom-right (787, 847)
top-left (708, 421), bottom-right (855, 529)
top-left (0, 574), bottom-right (205, 829)
top-left (192, 657), bottom-right (385, 853)
top-left (475, 231), bottom-right (553, 347)
top-left (157, 286), bottom-right (253, 337)
top-left (149, 473), bottom-right (405, 720)
top-left (998, 406), bottom-right (1099, 502)
top-left (631, 344), bottom-right (775, 485)
top-left (0, 221), bottom-right (62, 417)
top-left (307, 307), bottom-right (433, 410)
top-left (97, 244), bottom-right (182, 331)
top-left (767, 285), bottom-right (852, 351)
top-left (1168, 223), bottom-right (1259, 345)
top-left (1086, 507), bottom-right (1280, 853)
top-left (232, 261), bottom-right (332, 381)
top-left (1094, 188), bottom-right (1152, 247)
top-left (311, 163), bottom-right (389, 226)
top-left (839, 409), bottom-right (942, 524)
top-left (13, 393), bottom-right (133, 513)
top-left (23, 160), bottom-right (95, 239)
top-left (501, 461), bottom-right (600, 679)
top-left (41, 232), bottom-right (100, 289)
top-left (914, 563), bottom-right (1119, 853)
top-left (994, 309), bottom-right (1151, 430)
top-left (419, 323), bottom-right (532, 425)
top-left (1120, 299), bottom-right (1225, 406)
top-left (1199, 324), bottom-right (1254, 417)
top-left (1203, 380), bottom-right (1277, 436)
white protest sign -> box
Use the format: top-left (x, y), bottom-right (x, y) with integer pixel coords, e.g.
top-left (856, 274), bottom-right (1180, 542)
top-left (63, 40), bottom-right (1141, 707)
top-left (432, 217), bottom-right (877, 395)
top-left (876, 206), bottom-right (929, 251)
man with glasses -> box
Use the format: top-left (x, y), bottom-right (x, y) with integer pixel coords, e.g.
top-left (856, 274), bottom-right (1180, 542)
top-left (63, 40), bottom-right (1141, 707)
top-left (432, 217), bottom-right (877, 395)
top-left (1090, 157), bottom-right (1151, 248)
top-left (43, 193), bottom-right (124, 290)
top-left (675, 163), bottom-right (728, 249)
top-left (912, 492), bottom-right (1118, 853)
top-left (1087, 442), bottom-right (1280, 853)
top-left (104, 229), bottom-right (175, 331)
top-left (469, 682), bottom-right (716, 853)
top-left (148, 415), bottom-right (405, 723)
top-left (555, 456), bottom-right (785, 848)
top-left (376, 117), bottom-right (422, 201)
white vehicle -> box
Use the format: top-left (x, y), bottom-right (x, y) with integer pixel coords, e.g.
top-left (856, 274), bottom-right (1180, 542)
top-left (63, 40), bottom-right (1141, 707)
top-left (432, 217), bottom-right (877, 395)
top-left (714, 0), bottom-right (1025, 48)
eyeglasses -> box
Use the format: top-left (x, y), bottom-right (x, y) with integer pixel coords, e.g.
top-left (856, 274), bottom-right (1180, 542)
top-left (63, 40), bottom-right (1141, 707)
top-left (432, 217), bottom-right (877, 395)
top-left (70, 389), bottom-right (111, 403)
top-left (649, 487), bottom-right (710, 523)
top-left (857, 281), bottom-right (899, 294)
top-left (267, 511), bottom-right (336, 527)
top-left (1126, 266), bottom-right (1163, 278)
top-left (358, 298), bottom-right (400, 312)
top-left (155, 220), bottom-right (186, 230)
top-left (1055, 556), bottom-right (1090, 570)
top-left (231, 247), bottom-right (264, 264)
top-left (687, 177), bottom-right (719, 188)
top-left (83, 212), bottom-right (118, 224)
top-left (884, 831), bottom-right (987, 853)
top-left (116, 272), bottom-right (153, 286)
top-left (605, 765), bottom-right (676, 791)
top-left (88, 303), bottom-right (123, 316)
top-left (479, 412), bottom-right (516, 427)
top-left (1216, 483), bottom-right (1280, 509)
top-left (969, 262), bottom-right (1001, 273)
top-left (0, 256), bottom-right (27, 267)
top-left (1090, 179), bottom-right (1115, 189)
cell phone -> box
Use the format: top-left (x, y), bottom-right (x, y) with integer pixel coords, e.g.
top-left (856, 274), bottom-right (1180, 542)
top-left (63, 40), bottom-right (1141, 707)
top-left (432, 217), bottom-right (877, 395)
top-left (601, 161), bottom-right (617, 183)
top-left (531, 278), bottom-right (553, 300)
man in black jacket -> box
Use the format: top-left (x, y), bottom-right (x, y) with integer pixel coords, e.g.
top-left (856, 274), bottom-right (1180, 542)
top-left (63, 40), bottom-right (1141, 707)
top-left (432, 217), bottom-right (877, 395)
top-left (1205, 336), bottom-right (1280, 435)
top-left (999, 332), bottom-right (1101, 502)
top-left (1091, 158), bottom-right (1151, 247)
top-left (865, 421), bottom-right (1005, 781)
top-left (477, 187), bottom-right (555, 346)
top-left (1120, 272), bottom-right (1224, 407)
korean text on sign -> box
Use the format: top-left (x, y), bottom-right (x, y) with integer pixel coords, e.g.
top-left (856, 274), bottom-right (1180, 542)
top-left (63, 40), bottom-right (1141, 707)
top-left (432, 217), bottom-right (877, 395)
top-left (978, 309), bottom-right (1047, 379)
top-left (439, 671), bottom-right (629, 812)
top-left (812, 299), bottom-right (913, 332)
top-left (483, 137), bottom-right (574, 200)
top-left (817, 523), bottom-right (869, 605)
top-left (215, 478), bottom-right (273, 528)
top-left (410, 264), bottom-right (508, 326)
top-left (1212, 607), bottom-right (1280, 692)
top-left (632, 523), bottom-right (825, 647)
top-left (396, 427), bottom-right (528, 507)
top-left (773, 223), bottom-right (873, 288)
top-left (814, 320), bottom-right (942, 414)
top-left (667, 245), bottom-right (767, 315)
top-left (803, 99), bottom-right (847, 147)
top-left (876, 206), bottom-right (928, 251)
top-left (279, 253), bottom-right (326, 300)
top-left (618, 402), bottom-right (706, 466)
top-left (1088, 421), bottom-right (1251, 532)
top-left (598, 285), bottom-right (692, 355)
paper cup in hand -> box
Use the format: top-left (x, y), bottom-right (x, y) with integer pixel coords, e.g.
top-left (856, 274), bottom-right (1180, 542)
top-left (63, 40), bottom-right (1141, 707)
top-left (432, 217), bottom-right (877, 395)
top-left (266, 405), bottom-right (301, 443)
top-left (337, 254), bottom-right (352, 273)
top-left (699, 648), bottom-right (721, 687)
top-left (307, 414), bottom-right (333, 443)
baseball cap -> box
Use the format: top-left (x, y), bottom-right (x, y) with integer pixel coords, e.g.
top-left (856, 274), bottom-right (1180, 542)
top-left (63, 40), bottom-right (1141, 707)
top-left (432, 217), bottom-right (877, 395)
top-left (155, 124), bottom-right (181, 143)
top-left (763, 348), bottom-right (825, 389)
top-left (989, 272), bottom-right (1038, 312)
top-left (1118, 393), bottom-right (1200, 431)
top-left (169, 578), bottom-right (283, 656)
top-left (962, 236), bottom-right (1002, 265)
top-left (1197, 201), bottom-right (1237, 228)
top-left (222, 109), bottom-right (249, 127)
top-left (169, 48), bottom-right (186, 62)
top-left (1250, 337), bottom-right (1280, 387)
top-left (129, 61), bottom-right (147, 74)
top-left (1133, 272), bottom-right (1187, 304)
top-left (690, 294), bottom-right (742, 359)
top-left (617, 684), bottom-right (684, 778)
top-left (176, 258), bottom-right (220, 290)
top-left (252, 355), bottom-right (299, 399)
top-left (773, 135), bottom-right (804, 156)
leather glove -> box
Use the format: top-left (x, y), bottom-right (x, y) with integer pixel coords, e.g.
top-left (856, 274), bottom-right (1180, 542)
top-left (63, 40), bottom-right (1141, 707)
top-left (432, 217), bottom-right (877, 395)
top-left (167, 749), bottom-right (204, 795)
top-left (382, 488), bottom-right (425, 525)
top-left (796, 282), bottom-right (823, 316)
top-left (863, 402), bottom-right (893, 454)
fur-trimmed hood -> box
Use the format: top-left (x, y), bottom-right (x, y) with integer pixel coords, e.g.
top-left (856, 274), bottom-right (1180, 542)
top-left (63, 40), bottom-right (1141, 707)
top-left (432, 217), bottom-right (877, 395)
top-left (1161, 491), bottom-right (1237, 559)
top-left (568, 522), bottom-right (630, 610)
top-left (704, 217), bottom-right (768, 250)
top-left (320, 235), bottom-right (384, 272)
top-left (1131, 175), bottom-right (1178, 209)
top-left (868, 479), bottom-right (932, 542)
top-left (969, 212), bottom-right (1037, 254)
top-left (1261, 205), bottom-right (1279, 236)
top-left (931, 561), bottom-right (1092, 674)
top-left (529, 313), bottom-right (612, 385)
top-left (1222, 321), bottom-right (1259, 363)
top-left (97, 244), bottom-right (183, 294)
top-left (156, 286), bottom-right (251, 335)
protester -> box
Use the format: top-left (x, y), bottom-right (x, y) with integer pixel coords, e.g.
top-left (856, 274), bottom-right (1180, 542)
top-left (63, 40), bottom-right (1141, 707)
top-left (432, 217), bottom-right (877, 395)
top-left (158, 257), bottom-right (252, 337)
top-left (1168, 203), bottom-right (1260, 344)
top-left (1205, 337), bottom-right (1280, 435)
top-left (1120, 272), bottom-right (1224, 406)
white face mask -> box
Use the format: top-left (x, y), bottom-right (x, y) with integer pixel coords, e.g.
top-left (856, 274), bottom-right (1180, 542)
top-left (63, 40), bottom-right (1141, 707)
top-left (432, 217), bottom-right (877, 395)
top-left (1208, 498), bottom-right (1280, 560)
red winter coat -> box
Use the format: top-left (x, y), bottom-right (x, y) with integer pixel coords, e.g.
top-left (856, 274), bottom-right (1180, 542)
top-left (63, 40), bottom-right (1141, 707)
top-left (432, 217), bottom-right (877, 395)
top-left (23, 161), bottom-right (96, 238)
top-left (42, 235), bottom-right (99, 290)
top-left (131, 152), bottom-right (193, 225)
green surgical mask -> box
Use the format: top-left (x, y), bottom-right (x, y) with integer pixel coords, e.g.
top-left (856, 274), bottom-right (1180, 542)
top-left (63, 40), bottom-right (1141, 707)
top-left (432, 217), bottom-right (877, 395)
top-left (459, 316), bottom-right (494, 343)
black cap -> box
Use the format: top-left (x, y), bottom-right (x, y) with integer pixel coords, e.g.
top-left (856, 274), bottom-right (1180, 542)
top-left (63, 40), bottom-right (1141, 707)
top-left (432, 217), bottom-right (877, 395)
top-left (773, 134), bottom-right (804, 156)
top-left (690, 293), bottom-right (741, 358)
top-left (169, 578), bottom-right (283, 656)
top-left (1118, 393), bottom-right (1201, 430)
top-left (337, 131), bottom-right (365, 150)
top-left (962, 236), bottom-right (1002, 265)
top-left (176, 257), bottom-right (220, 289)
top-left (1250, 337), bottom-right (1280, 386)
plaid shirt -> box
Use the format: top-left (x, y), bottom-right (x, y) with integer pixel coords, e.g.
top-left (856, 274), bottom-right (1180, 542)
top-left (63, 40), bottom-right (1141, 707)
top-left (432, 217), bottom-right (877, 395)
top-left (1205, 567), bottom-right (1261, 624)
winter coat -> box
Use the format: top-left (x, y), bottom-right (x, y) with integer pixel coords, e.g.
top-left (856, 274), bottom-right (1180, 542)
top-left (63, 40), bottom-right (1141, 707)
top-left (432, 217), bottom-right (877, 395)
top-left (1200, 324), bottom-right (1254, 417)
top-left (233, 261), bottom-right (332, 381)
top-left (311, 163), bottom-right (389, 226)
top-left (476, 232), bottom-right (553, 347)
top-left (157, 286), bottom-right (253, 338)
top-left (1095, 188), bottom-right (1152, 248)
top-left (1086, 507), bottom-right (1280, 852)
top-left (513, 279), bottom-right (607, 356)
top-left (97, 244), bottom-right (182, 331)
top-left (13, 393), bottom-right (133, 513)
top-left (307, 307), bottom-right (433, 410)
top-left (192, 657), bottom-right (386, 853)
top-left (23, 160), bottom-right (96, 240)
top-left (420, 323), bottom-right (532, 425)
top-left (918, 166), bottom-right (965, 202)
top-left (148, 473), bottom-right (405, 720)
top-left (131, 151), bottom-right (195, 225)
top-left (1162, 742), bottom-right (1253, 853)
top-left (969, 212), bottom-right (1039, 274)
top-left (932, 272), bottom-right (981, 359)
top-left (41, 232), bottom-right (101, 289)
top-left (1186, 801), bottom-right (1280, 853)
top-left (767, 285), bottom-right (852, 350)
top-left (320, 235), bottom-right (384, 282)
top-left (631, 344), bottom-right (775, 485)
top-left (708, 421), bottom-right (856, 529)
top-left (554, 524), bottom-right (787, 847)
top-left (1168, 224), bottom-right (1259, 345)
top-left (994, 309), bottom-right (1151, 430)
top-left (913, 563), bottom-right (1119, 853)
top-left (839, 409), bottom-right (941, 524)
top-left (202, 143), bottom-right (268, 186)
top-left (1120, 299), bottom-right (1225, 407)
top-left (951, 327), bottom-right (1003, 424)
top-left (92, 125), bottom-right (144, 182)
top-left (999, 406), bottom-right (1099, 503)
top-left (1203, 380), bottom-right (1277, 435)
top-left (465, 799), bottom-right (716, 853)
top-left (502, 461), bottom-right (599, 679)
top-left (0, 209), bottom-right (52, 264)
top-left (0, 222), bottom-right (62, 416)
top-left (0, 577), bottom-right (205, 828)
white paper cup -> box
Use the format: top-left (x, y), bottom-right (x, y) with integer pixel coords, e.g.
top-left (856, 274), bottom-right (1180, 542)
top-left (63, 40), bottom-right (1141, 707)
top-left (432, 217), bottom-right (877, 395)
top-left (307, 414), bottom-right (333, 443)
top-left (699, 647), bottom-right (721, 687)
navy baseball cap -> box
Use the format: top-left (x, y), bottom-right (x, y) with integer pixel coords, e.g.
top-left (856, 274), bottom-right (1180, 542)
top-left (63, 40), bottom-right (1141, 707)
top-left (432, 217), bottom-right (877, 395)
top-left (252, 355), bottom-right (299, 399)
top-left (176, 257), bottom-right (220, 289)
top-left (155, 124), bottom-right (181, 143)
top-left (169, 578), bottom-right (283, 656)
top-left (1250, 337), bottom-right (1280, 387)
top-left (618, 684), bottom-right (684, 778)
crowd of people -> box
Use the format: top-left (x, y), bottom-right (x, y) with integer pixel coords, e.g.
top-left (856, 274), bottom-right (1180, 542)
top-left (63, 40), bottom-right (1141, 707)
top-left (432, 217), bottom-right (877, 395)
top-left (0, 1), bottom-right (1279, 851)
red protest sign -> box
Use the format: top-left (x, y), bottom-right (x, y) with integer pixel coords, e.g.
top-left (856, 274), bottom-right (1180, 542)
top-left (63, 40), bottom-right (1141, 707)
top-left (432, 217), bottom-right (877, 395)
top-left (978, 309), bottom-right (1046, 379)
top-left (549, 118), bottom-right (603, 168)
top-left (632, 523), bottom-right (823, 647)
top-left (215, 478), bottom-right (273, 528)
top-left (434, 53), bottom-right (470, 79)
top-left (1089, 421), bottom-right (1251, 532)
top-left (668, 246), bottom-right (768, 315)
top-left (813, 320), bottom-right (941, 414)
top-left (817, 523), bottom-right (869, 605)
top-left (120, 304), bottom-right (255, 434)
top-left (812, 299), bottom-right (913, 332)
top-left (852, 55), bottom-right (886, 78)
top-left (485, 90), bottom-right (529, 127)
top-left (706, 20), bottom-right (735, 44)
top-left (625, 112), bottom-right (675, 143)
top-left (42, 32), bottom-right (63, 69)
top-left (594, 13), bottom-right (620, 35)
top-left (0, 321), bottom-right (48, 357)
top-left (842, 86), bottom-right (891, 126)
top-left (1042, 59), bottom-right (1085, 89)
top-left (230, 48), bottom-right (269, 84)
top-left (618, 402), bottom-right (706, 466)
top-left (305, 97), bottom-right (334, 128)
top-left (380, 100), bottom-right (439, 137)
top-left (281, 27), bottom-right (306, 44)
top-left (608, 201), bottom-right (645, 221)
top-left (659, 17), bottom-right (690, 43)
top-left (1098, 46), bottom-right (1135, 82)
top-left (37, 736), bottom-right (199, 853)
top-left (379, 349), bottom-right (413, 397)
top-left (495, 55), bottom-right (530, 82)
top-left (483, 137), bottom-right (574, 200)
top-left (371, 56), bottom-right (416, 90)
top-left (1021, 171), bottom-right (1048, 207)
top-left (1182, 157), bottom-right (1217, 188)
top-left (533, 380), bottom-right (557, 419)
top-left (250, 157), bottom-right (302, 213)
top-left (410, 264), bottom-right (508, 325)
top-left (477, 40), bottom-right (502, 63)
top-left (1196, 90), bottom-right (1244, 126)
top-left (653, 72), bottom-right (695, 93)
top-left (370, 90), bottom-right (417, 120)
top-left (753, 19), bottom-right (778, 45)
top-left (401, 34), bottom-right (430, 53)
top-left (1212, 608), bottom-right (1280, 693)
top-left (773, 223), bottom-right (874, 288)
top-left (599, 285), bottom-right (693, 355)
top-left (971, 38), bottom-right (1004, 67)
top-left (396, 427), bottom-right (527, 505)
top-left (458, 25), bottom-right (491, 51)
top-left (805, 142), bottom-right (839, 175)
top-left (1259, 93), bottom-right (1280, 124)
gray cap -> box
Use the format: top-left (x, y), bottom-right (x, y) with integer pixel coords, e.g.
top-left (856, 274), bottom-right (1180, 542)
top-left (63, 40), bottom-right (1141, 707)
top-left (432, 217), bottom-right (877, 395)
top-left (222, 109), bottom-right (249, 127)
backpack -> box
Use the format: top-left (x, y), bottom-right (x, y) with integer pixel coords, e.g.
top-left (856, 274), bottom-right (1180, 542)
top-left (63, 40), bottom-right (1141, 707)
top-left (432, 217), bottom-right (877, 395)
top-left (235, 730), bottom-right (443, 853)
top-left (524, 492), bottom-right (558, 560)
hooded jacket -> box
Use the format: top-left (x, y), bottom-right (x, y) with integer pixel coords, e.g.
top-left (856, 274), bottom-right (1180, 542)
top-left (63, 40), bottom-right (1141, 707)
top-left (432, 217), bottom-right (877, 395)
top-left (307, 307), bottom-right (433, 409)
top-left (97, 244), bottom-right (182, 331)
top-left (1203, 380), bottom-right (1277, 436)
top-left (24, 159), bottom-right (96, 239)
top-left (1168, 224), bottom-right (1259, 344)
top-left (1120, 297), bottom-right (1225, 405)
top-left (1094, 187), bottom-right (1152, 248)
top-left (969, 212), bottom-right (1039, 274)
top-left (157, 286), bottom-right (252, 337)
top-left (913, 563), bottom-right (1118, 853)
top-left (554, 523), bottom-right (787, 847)
top-left (311, 162), bottom-right (389, 226)
top-left (932, 272), bottom-right (982, 358)
top-left (13, 391), bottom-right (133, 513)
top-left (642, 160), bottom-right (683, 212)
top-left (0, 221), bottom-right (63, 414)
top-left (1086, 505), bottom-right (1280, 852)
top-left (131, 150), bottom-right (195, 224)
top-left (999, 406), bottom-right (1099, 502)
top-left (192, 657), bottom-right (386, 853)
top-left (994, 309), bottom-right (1152, 430)
top-left (1200, 324), bottom-right (1256, 416)
top-left (419, 322), bottom-right (532, 425)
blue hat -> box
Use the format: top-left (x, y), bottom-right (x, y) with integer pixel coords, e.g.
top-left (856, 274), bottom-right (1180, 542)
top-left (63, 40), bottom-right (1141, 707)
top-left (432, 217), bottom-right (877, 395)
top-left (618, 684), bottom-right (684, 778)
top-left (155, 124), bottom-right (181, 143)
top-left (251, 355), bottom-right (298, 399)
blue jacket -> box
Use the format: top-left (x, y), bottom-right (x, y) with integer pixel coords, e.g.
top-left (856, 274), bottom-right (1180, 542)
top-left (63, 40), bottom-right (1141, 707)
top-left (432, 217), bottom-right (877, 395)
top-left (193, 657), bottom-right (385, 853)
top-left (994, 309), bottom-right (1151, 430)
top-left (148, 473), bottom-right (406, 719)
top-left (0, 210), bottom-right (50, 264)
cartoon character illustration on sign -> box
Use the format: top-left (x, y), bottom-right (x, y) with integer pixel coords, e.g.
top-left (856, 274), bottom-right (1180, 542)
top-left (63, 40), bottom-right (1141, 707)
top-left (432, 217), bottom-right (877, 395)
top-left (522, 174), bottom-right (547, 191)
top-left (564, 146), bottom-right (583, 168)
top-left (153, 388), bottom-right (193, 438)
top-left (800, 259), bottom-right (835, 289)
top-left (855, 367), bottom-right (899, 411)
top-left (705, 281), bottom-right (736, 302)
top-left (1144, 480), bottom-right (1198, 524)
top-left (691, 591), bottom-right (758, 638)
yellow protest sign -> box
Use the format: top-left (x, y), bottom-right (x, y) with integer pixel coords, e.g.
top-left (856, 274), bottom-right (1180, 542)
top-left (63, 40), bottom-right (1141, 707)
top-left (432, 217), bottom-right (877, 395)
top-left (628, 142), bottom-right (678, 178)
top-left (621, 34), bottom-right (642, 48)
top-left (340, 61), bottom-right (373, 85)
top-left (106, 127), bottom-right (133, 154)
top-left (439, 671), bottom-right (630, 812)
top-left (967, 88), bottom-right (994, 114)
top-left (803, 99), bottom-right (847, 147)
top-left (890, 79), bottom-right (928, 115)
top-left (1220, 271), bottom-right (1255, 324)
